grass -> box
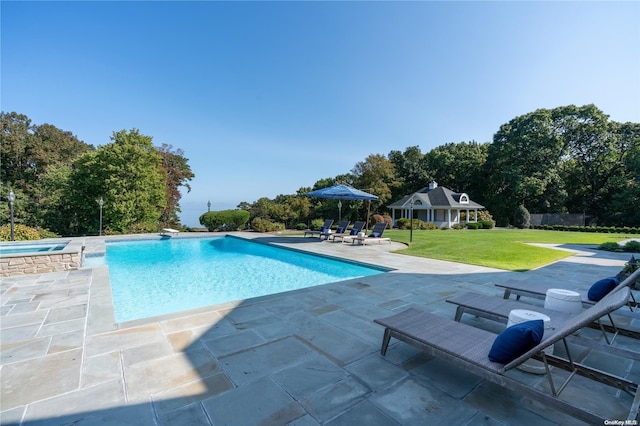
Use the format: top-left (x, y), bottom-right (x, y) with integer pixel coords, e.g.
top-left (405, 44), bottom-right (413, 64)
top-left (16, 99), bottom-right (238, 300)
top-left (384, 229), bottom-right (632, 271)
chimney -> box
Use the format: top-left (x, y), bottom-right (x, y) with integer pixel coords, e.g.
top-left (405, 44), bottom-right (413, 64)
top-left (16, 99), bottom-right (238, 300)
top-left (428, 181), bottom-right (438, 190)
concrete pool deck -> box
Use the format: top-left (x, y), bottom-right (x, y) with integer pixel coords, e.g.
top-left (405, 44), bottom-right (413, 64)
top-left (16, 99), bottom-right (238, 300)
top-left (1, 232), bottom-right (639, 425)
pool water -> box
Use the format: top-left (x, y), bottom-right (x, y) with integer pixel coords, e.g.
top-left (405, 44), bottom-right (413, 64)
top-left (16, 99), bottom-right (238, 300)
top-left (0, 243), bottom-right (67, 255)
top-left (91, 236), bottom-right (386, 322)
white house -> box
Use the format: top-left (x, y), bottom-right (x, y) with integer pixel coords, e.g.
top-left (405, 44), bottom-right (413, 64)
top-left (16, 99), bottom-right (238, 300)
top-left (388, 181), bottom-right (484, 228)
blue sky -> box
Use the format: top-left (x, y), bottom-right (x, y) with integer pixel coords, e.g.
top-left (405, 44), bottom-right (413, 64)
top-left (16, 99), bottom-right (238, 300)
top-left (2, 1), bottom-right (639, 227)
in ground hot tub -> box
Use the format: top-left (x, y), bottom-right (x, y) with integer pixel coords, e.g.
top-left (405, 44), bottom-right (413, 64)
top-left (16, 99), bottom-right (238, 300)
top-left (0, 240), bottom-right (84, 277)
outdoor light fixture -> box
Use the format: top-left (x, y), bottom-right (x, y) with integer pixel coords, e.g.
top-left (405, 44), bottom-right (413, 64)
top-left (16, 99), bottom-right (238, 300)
top-left (207, 200), bottom-right (211, 212)
top-left (629, 255), bottom-right (638, 271)
top-left (98, 197), bottom-right (104, 236)
top-left (338, 201), bottom-right (342, 221)
top-left (8, 190), bottom-right (15, 241)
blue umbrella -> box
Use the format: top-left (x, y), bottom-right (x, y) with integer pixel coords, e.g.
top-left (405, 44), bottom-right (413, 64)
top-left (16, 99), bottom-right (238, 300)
top-left (305, 184), bottom-right (379, 201)
top-left (305, 184), bottom-right (378, 228)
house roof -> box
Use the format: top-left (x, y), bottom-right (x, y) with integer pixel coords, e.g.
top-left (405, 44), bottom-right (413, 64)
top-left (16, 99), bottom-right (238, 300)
top-left (388, 185), bottom-right (484, 209)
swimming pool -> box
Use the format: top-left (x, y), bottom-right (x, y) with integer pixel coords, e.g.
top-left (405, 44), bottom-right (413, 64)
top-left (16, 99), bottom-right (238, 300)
top-left (89, 236), bottom-right (387, 322)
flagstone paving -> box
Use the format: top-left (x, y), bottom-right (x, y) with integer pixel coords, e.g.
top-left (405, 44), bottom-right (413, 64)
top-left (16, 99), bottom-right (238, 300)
top-left (1, 232), bottom-right (638, 425)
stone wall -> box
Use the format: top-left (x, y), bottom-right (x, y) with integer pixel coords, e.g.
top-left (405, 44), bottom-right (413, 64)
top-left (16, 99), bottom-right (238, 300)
top-left (1, 251), bottom-right (82, 277)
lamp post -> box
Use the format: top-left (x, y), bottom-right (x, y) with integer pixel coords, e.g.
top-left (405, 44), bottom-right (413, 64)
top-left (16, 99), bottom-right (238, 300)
top-left (98, 198), bottom-right (104, 236)
top-left (207, 200), bottom-right (211, 212)
top-left (409, 198), bottom-right (414, 243)
top-left (8, 190), bottom-right (15, 241)
top-left (337, 201), bottom-right (342, 221)
top-left (629, 255), bottom-right (638, 272)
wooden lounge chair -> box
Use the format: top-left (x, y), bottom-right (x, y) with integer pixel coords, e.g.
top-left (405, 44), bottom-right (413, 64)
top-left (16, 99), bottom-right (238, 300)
top-left (448, 268), bottom-right (640, 344)
top-left (328, 221), bottom-right (364, 242)
top-left (303, 220), bottom-right (334, 239)
top-left (374, 287), bottom-right (639, 424)
top-left (342, 222), bottom-right (390, 245)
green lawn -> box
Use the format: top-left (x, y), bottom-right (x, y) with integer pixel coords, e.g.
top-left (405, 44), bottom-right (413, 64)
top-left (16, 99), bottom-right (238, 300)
top-left (384, 229), bottom-right (631, 271)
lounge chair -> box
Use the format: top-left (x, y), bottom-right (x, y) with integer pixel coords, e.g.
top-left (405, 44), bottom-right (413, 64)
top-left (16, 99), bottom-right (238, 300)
top-left (448, 269), bottom-right (640, 345)
top-left (328, 221), bottom-right (364, 242)
top-left (374, 287), bottom-right (639, 424)
top-left (342, 222), bottom-right (390, 245)
top-left (496, 270), bottom-right (638, 310)
top-left (303, 220), bottom-right (334, 239)
top-left (446, 290), bottom-right (640, 345)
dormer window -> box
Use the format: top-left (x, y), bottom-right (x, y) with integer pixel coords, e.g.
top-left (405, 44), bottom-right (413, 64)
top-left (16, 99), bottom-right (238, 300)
top-left (460, 193), bottom-right (469, 204)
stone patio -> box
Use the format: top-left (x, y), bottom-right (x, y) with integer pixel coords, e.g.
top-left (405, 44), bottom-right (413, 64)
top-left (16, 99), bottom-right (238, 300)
top-left (1, 232), bottom-right (638, 425)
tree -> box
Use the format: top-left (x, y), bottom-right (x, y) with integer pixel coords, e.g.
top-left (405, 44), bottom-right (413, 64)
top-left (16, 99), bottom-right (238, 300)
top-left (388, 146), bottom-right (429, 199)
top-left (1, 112), bottom-right (93, 230)
top-left (352, 154), bottom-right (399, 213)
top-left (423, 141), bottom-right (489, 198)
top-left (0, 112), bottom-right (36, 187)
top-left (602, 122), bottom-right (640, 226)
top-left (485, 108), bottom-right (568, 225)
top-left (69, 129), bottom-right (166, 234)
top-left (559, 105), bottom-right (627, 224)
top-left (157, 143), bottom-right (195, 228)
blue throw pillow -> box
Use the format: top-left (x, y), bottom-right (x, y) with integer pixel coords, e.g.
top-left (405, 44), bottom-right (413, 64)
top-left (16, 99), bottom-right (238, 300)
top-left (587, 276), bottom-right (620, 301)
top-left (350, 229), bottom-right (358, 235)
top-left (337, 227), bottom-right (345, 233)
top-left (488, 320), bottom-right (544, 364)
top-left (371, 232), bottom-right (381, 238)
top-left (320, 226), bottom-right (326, 233)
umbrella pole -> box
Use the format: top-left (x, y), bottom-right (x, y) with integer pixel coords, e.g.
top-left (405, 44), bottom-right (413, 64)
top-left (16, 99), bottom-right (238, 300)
top-left (366, 200), bottom-right (371, 231)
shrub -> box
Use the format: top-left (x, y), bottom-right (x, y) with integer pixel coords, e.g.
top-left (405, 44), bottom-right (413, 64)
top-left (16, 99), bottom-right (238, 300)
top-left (598, 242), bottom-right (623, 252)
top-left (514, 205), bottom-right (531, 229)
top-left (0, 224), bottom-right (44, 241)
top-left (294, 223), bottom-right (307, 231)
top-left (251, 217), bottom-right (285, 233)
top-left (422, 222), bottom-right (438, 230)
top-left (466, 222), bottom-right (482, 230)
top-left (396, 218), bottom-right (411, 229)
top-left (624, 240), bottom-right (640, 252)
top-left (477, 210), bottom-right (495, 225)
top-left (452, 223), bottom-right (465, 230)
top-left (480, 220), bottom-right (494, 229)
top-left (309, 218), bottom-right (326, 231)
top-left (199, 210), bottom-right (250, 231)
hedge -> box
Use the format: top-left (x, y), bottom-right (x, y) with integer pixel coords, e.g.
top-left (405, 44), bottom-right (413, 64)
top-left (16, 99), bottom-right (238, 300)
top-left (532, 224), bottom-right (640, 234)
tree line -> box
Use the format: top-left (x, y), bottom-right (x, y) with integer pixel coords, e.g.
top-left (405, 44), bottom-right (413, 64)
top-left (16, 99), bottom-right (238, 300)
top-left (2, 104), bottom-right (638, 237)
top-left (1, 112), bottom-right (194, 236)
top-left (238, 104), bottom-right (639, 229)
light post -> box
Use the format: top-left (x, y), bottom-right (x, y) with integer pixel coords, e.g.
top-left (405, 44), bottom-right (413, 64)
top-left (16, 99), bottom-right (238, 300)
top-left (409, 197), bottom-right (414, 243)
top-left (98, 198), bottom-right (104, 236)
top-left (337, 201), bottom-right (342, 221)
top-left (8, 190), bottom-right (15, 241)
top-left (207, 200), bottom-right (211, 212)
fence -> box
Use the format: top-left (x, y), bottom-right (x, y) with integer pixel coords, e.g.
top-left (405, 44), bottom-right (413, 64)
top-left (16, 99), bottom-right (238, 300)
top-left (529, 213), bottom-right (587, 226)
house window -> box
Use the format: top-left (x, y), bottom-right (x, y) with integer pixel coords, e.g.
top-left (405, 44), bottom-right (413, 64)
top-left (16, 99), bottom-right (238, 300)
top-left (460, 193), bottom-right (469, 204)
